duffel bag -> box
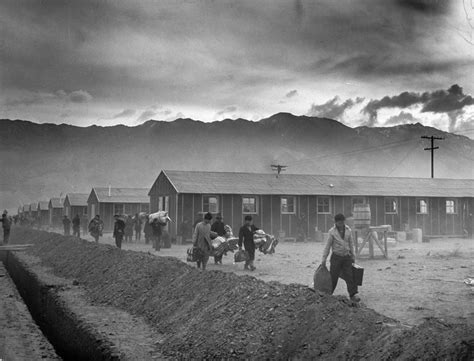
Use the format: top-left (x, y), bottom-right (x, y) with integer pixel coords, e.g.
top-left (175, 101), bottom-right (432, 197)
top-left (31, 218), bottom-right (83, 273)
top-left (234, 249), bottom-right (249, 263)
top-left (313, 264), bottom-right (333, 294)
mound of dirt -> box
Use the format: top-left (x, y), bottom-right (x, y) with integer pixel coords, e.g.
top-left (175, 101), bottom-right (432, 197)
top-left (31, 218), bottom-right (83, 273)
top-left (10, 228), bottom-right (474, 360)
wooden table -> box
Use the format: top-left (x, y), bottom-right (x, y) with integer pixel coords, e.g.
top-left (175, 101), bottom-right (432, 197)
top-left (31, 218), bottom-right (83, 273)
top-left (355, 226), bottom-right (389, 259)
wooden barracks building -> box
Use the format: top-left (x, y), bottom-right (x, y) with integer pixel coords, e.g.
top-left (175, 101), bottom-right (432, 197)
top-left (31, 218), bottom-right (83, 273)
top-left (149, 170), bottom-right (474, 240)
top-left (64, 193), bottom-right (88, 218)
top-left (87, 187), bottom-right (150, 232)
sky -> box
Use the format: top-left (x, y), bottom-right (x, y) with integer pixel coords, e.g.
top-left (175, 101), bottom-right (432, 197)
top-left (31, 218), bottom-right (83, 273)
top-left (1, 0), bottom-right (473, 135)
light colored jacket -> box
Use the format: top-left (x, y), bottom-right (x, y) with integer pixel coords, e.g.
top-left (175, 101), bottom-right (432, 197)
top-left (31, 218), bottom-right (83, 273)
top-left (322, 224), bottom-right (354, 262)
top-left (193, 221), bottom-right (212, 255)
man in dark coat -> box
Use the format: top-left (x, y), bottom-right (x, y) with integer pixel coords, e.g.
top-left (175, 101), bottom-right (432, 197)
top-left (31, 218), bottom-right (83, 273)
top-left (1, 211), bottom-right (12, 244)
top-left (134, 213), bottom-right (142, 242)
top-left (72, 214), bottom-right (81, 237)
top-left (238, 215), bottom-right (259, 271)
top-left (125, 215), bottom-right (134, 243)
top-left (144, 218), bottom-right (152, 244)
top-left (63, 215), bottom-right (71, 236)
top-left (211, 213), bottom-right (226, 264)
top-left (113, 214), bottom-right (126, 249)
top-left (150, 218), bottom-right (162, 251)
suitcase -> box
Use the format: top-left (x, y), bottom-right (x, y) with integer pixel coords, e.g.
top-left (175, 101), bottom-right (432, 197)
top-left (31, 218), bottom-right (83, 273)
top-left (352, 264), bottom-right (364, 286)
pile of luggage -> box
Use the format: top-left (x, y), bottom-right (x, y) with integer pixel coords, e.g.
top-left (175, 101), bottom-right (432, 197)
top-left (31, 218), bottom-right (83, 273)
top-left (253, 230), bottom-right (278, 254)
top-left (211, 225), bottom-right (239, 258)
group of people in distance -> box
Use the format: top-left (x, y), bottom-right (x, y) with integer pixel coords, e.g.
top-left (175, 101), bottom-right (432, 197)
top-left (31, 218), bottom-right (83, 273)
top-left (112, 213), bottom-right (163, 250)
top-left (61, 213), bottom-right (154, 250)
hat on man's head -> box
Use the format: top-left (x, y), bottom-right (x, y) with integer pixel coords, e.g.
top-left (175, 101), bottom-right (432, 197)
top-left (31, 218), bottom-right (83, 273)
top-left (334, 213), bottom-right (345, 222)
top-left (204, 212), bottom-right (213, 220)
top-left (244, 215), bottom-right (252, 221)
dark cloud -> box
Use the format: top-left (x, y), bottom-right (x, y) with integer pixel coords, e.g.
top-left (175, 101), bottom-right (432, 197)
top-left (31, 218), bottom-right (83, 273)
top-left (285, 90), bottom-right (298, 98)
top-left (385, 111), bottom-right (420, 125)
top-left (0, 1), bottom-right (471, 124)
top-left (395, 0), bottom-right (451, 14)
top-left (216, 106), bottom-right (238, 116)
top-left (363, 84), bottom-right (474, 127)
top-left (112, 109), bottom-right (136, 119)
top-left (362, 84), bottom-right (474, 130)
top-left (307, 96), bottom-right (364, 119)
top-left (421, 84), bottom-right (474, 113)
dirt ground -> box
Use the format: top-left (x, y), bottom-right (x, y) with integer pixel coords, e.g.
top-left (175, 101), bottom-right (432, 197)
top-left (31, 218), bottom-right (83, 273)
top-left (0, 263), bottom-right (59, 360)
top-left (79, 232), bottom-right (474, 328)
top-left (10, 228), bottom-right (473, 360)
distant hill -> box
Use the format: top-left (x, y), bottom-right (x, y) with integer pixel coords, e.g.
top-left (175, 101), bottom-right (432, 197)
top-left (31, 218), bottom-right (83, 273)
top-left (1, 113), bottom-right (473, 213)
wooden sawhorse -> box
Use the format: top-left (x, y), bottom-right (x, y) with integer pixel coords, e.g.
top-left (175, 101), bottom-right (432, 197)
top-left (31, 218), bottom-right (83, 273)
top-left (355, 226), bottom-right (389, 259)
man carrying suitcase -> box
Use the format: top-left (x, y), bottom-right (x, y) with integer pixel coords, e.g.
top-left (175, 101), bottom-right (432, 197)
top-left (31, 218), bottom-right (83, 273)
top-left (321, 213), bottom-right (360, 302)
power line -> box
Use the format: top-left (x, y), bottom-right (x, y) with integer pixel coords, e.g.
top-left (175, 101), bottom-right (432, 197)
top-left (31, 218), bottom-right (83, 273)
top-left (386, 140), bottom-right (421, 177)
top-left (290, 138), bottom-right (417, 167)
top-left (421, 135), bottom-right (444, 178)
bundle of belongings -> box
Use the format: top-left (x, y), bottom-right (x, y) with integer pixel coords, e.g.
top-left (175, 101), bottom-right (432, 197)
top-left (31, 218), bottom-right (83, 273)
top-left (186, 246), bottom-right (203, 262)
top-left (212, 225), bottom-right (239, 258)
top-left (148, 211), bottom-right (171, 225)
top-left (253, 229), bottom-right (278, 254)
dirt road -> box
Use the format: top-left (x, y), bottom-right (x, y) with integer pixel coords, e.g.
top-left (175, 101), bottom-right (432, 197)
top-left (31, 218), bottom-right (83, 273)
top-left (86, 233), bottom-right (474, 327)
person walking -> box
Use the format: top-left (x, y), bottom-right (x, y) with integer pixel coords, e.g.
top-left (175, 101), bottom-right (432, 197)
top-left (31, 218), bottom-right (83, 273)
top-left (113, 215), bottom-right (126, 249)
top-left (321, 213), bottom-right (360, 302)
top-left (72, 214), bottom-right (81, 238)
top-left (62, 215), bottom-right (71, 236)
top-left (88, 215), bottom-right (104, 243)
top-left (125, 215), bottom-right (134, 243)
top-left (192, 212), bottom-right (214, 270)
top-left (150, 218), bottom-right (162, 251)
top-left (134, 213), bottom-right (142, 242)
top-left (81, 214), bottom-right (88, 235)
top-left (1, 211), bottom-right (12, 245)
top-left (144, 218), bottom-right (152, 244)
top-left (238, 215), bottom-right (258, 271)
top-left (211, 213), bottom-right (226, 264)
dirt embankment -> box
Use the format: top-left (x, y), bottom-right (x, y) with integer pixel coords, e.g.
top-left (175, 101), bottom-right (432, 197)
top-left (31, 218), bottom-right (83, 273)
top-left (10, 228), bottom-right (474, 360)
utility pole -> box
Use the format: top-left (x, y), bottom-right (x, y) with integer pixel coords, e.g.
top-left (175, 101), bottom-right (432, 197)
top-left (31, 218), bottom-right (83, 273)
top-left (271, 164), bottom-right (287, 178)
top-left (421, 135), bottom-right (444, 178)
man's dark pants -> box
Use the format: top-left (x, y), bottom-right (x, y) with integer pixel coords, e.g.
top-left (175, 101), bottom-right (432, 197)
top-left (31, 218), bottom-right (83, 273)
top-left (115, 234), bottom-right (123, 249)
top-left (3, 228), bottom-right (10, 244)
top-left (153, 235), bottom-right (161, 251)
top-left (330, 254), bottom-right (358, 297)
top-left (244, 241), bottom-right (255, 269)
top-left (73, 226), bottom-right (80, 238)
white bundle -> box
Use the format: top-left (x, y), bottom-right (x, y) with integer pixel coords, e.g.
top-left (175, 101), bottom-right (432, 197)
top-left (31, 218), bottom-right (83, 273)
top-left (148, 211), bottom-right (171, 224)
top-left (212, 236), bottom-right (226, 249)
top-left (253, 229), bottom-right (267, 246)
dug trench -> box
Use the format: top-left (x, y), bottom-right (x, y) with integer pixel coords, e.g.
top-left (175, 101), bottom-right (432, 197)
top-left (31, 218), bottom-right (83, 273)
top-left (5, 227), bottom-right (474, 360)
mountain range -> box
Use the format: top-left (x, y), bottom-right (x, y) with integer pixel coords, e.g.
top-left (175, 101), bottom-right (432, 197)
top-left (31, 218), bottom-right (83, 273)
top-left (1, 113), bottom-right (473, 213)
